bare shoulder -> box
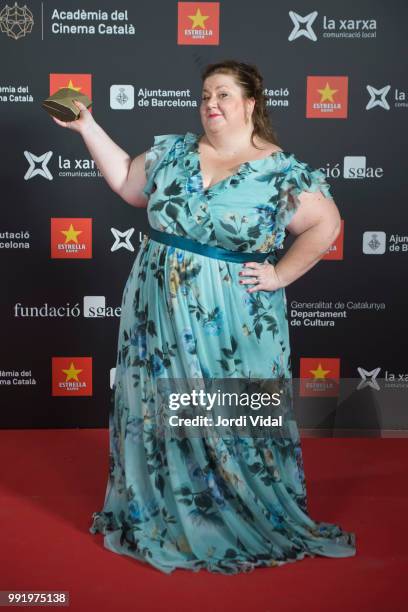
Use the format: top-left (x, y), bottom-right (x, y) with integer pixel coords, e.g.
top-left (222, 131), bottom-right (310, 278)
top-left (252, 137), bottom-right (283, 156)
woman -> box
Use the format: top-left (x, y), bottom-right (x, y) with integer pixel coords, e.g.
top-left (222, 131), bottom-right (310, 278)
top-left (53, 60), bottom-right (356, 574)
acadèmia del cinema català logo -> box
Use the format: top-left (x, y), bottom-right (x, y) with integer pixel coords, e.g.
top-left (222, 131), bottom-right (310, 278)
top-left (0, 2), bottom-right (34, 40)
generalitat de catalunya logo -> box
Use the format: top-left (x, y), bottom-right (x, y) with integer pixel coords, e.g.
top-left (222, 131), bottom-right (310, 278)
top-left (51, 218), bottom-right (92, 259)
top-left (177, 2), bottom-right (219, 45)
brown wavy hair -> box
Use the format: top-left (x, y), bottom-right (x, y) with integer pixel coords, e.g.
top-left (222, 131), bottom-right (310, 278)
top-left (201, 59), bottom-right (281, 149)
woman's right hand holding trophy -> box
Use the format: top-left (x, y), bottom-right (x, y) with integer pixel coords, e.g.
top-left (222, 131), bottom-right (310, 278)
top-left (52, 100), bottom-right (95, 135)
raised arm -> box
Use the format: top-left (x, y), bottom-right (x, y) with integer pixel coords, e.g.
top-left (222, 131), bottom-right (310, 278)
top-left (51, 100), bottom-right (148, 207)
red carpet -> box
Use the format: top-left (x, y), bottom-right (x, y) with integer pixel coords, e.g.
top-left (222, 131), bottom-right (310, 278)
top-left (0, 430), bottom-right (406, 612)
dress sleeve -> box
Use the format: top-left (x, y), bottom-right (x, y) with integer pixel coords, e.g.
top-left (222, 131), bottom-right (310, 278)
top-left (143, 134), bottom-right (183, 197)
top-left (276, 156), bottom-right (334, 230)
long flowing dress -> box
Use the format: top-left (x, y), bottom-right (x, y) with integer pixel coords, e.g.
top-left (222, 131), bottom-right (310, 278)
top-left (89, 131), bottom-right (356, 574)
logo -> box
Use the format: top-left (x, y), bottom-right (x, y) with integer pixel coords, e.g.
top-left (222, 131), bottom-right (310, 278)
top-left (49, 73), bottom-right (92, 113)
top-left (177, 2), bottom-right (219, 45)
top-left (52, 357), bottom-right (92, 396)
top-left (300, 357), bottom-right (340, 396)
top-left (51, 218), bottom-right (92, 259)
top-left (322, 219), bottom-right (344, 260)
top-left (384, 369), bottom-right (408, 387)
top-left (344, 156), bottom-right (367, 179)
top-left (362, 231), bottom-right (386, 254)
top-left (84, 296), bottom-right (105, 318)
top-left (110, 85), bottom-right (134, 109)
top-left (288, 12), bottom-right (377, 42)
top-left (357, 367), bottom-right (381, 391)
top-left (49, 9), bottom-right (136, 37)
top-left (343, 156), bottom-right (384, 179)
top-left (0, 3), bottom-right (34, 39)
top-left (24, 151), bottom-right (53, 180)
top-left (83, 296), bottom-right (121, 318)
top-left (13, 299), bottom-right (121, 318)
top-left (288, 11), bottom-right (317, 42)
top-left (111, 227), bottom-right (134, 252)
top-left (306, 76), bottom-right (348, 118)
top-left (366, 85), bottom-right (390, 111)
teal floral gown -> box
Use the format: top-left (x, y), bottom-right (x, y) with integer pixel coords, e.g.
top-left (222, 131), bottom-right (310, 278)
top-left (89, 131), bottom-right (356, 574)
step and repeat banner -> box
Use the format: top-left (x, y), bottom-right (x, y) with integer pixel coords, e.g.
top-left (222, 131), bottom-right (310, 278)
top-left (1, 1), bottom-right (407, 433)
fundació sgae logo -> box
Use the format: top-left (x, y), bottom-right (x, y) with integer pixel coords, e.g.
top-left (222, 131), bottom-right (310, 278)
top-left (306, 76), bottom-right (348, 119)
top-left (299, 357), bottom-right (340, 397)
top-left (52, 357), bottom-right (92, 396)
top-left (49, 73), bottom-right (93, 113)
top-left (177, 2), bottom-right (219, 45)
top-left (51, 218), bottom-right (92, 259)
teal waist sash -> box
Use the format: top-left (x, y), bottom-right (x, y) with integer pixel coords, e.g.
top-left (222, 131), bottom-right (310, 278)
top-left (147, 227), bottom-right (277, 264)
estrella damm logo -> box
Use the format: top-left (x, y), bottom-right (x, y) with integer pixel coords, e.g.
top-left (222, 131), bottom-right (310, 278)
top-left (300, 357), bottom-right (340, 397)
top-left (52, 357), bottom-right (93, 396)
top-left (51, 218), bottom-right (92, 259)
top-left (177, 2), bottom-right (219, 45)
top-left (49, 73), bottom-right (92, 113)
top-left (322, 219), bottom-right (344, 260)
top-left (306, 76), bottom-right (348, 119)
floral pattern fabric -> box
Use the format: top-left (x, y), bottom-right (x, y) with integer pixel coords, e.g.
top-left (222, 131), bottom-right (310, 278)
top-left (89, 131), bottom-right (356, 574)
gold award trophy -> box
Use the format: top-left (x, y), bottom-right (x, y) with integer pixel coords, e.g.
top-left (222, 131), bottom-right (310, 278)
top-left (42, 88), bottom-right (93, 121)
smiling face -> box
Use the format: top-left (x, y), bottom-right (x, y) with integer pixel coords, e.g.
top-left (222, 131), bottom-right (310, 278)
top-left (200, 72), bottom-right (255, 135)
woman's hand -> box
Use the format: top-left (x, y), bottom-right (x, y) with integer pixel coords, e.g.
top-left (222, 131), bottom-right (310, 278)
top-left (51, 100), bottom-right (95, 135)
top-left (239, 261), bottom-right (283, 293)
